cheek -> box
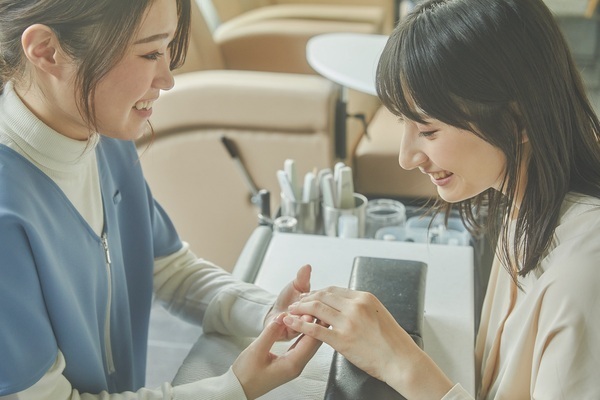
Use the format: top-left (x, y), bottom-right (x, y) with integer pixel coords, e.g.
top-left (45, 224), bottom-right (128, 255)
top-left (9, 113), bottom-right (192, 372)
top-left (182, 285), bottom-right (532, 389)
top-left (469, 148), bottom-right (506, 187)
top-left (96, 61), bottom-right (148, 102)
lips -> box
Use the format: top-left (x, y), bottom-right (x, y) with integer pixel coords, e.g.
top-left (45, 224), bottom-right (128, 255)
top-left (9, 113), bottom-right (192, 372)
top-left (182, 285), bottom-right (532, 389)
top-left (421, 169), bottom-right (454, 186)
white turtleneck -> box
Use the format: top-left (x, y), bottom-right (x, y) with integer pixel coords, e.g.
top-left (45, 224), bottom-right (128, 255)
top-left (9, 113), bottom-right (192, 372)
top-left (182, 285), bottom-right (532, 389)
top-left (0, 82), bottom-right (103, 235)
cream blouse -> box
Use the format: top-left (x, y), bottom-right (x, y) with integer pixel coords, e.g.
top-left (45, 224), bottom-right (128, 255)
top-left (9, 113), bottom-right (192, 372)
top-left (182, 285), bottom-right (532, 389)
top-left (446, 193), bottom-right (600, 399)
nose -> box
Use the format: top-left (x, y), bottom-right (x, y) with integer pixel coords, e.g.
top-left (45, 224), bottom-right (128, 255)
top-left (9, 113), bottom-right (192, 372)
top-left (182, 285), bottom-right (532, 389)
top-left (398, 121), bottom-right (428, 170)
top-left (154, 55), bottom-right (175, 91)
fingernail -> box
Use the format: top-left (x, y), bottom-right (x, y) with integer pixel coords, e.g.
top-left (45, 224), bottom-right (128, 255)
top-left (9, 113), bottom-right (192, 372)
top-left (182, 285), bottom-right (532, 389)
top-left (273, 312), bottom-right (286, 324)
top-left (288, 302), bottom-right (299, 309)
top-left (283, 316), bottom-right (294, 325)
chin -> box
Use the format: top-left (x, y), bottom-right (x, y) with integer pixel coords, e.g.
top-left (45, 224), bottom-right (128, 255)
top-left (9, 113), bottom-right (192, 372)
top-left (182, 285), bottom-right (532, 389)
top-left (437, 190), bottom-right (472, 204)
top-left (438, 187), bottom-right (487, 204)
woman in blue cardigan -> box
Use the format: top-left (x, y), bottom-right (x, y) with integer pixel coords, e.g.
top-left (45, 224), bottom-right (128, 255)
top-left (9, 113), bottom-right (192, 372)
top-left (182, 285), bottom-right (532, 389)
top-left (0, 0), bottom-right (320, 398)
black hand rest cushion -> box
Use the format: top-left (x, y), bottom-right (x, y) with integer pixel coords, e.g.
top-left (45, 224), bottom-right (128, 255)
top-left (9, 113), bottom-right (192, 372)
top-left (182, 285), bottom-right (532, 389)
top-left (323, 256), bottom-right (427, 400)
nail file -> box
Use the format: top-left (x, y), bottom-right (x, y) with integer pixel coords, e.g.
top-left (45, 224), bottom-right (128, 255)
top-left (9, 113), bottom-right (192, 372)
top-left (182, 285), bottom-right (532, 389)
top-left (337, 166), bottom-right (354, 209)
top-left (277, 169), bottom-right (296, 202)
top-left (284, 159), bottom-right (300, 200)
top-left (321, 173), bottom-right (336, 208)
top-left (302, 172), bottom-right (317, 202)
top-left (317, 168), bottom-right (332, 200)
top-left (333, 161), bottom-right (345, 185)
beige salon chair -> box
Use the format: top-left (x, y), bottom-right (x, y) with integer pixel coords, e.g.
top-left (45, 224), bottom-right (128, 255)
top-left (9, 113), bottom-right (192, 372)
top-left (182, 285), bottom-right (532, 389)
top-left (203, 0), bottom-right (392, 160)
top-left (207, 0), bottom-right (395, 75)
top-left (353, 106), bottom-right (438, 202)
top-left (137, 1), bottom-right (340, 271)
top-left (204, 0), bottom-right (437, 202)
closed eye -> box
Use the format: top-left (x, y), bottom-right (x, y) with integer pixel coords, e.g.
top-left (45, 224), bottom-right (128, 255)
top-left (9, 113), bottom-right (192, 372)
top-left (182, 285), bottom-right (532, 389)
top-left (419, 130), bottom-right (437, 138)
top-left (142, 51), bottom-right (164, 61)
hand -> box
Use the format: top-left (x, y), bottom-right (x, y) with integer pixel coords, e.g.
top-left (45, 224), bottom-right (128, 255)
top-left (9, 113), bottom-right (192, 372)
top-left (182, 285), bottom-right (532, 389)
top-left (284, 286), bottom-right (411, 380)
top-left (232, 313), bottom-right (322, 400)
top-left (264, 264), bottom-right (313, 341)
top-left (283, 286), bottom-right (453, 398)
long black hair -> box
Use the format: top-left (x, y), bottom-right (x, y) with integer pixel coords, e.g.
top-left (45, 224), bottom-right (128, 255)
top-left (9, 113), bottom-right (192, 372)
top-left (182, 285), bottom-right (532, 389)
top-left (377, 0), bottom-right (600, 279)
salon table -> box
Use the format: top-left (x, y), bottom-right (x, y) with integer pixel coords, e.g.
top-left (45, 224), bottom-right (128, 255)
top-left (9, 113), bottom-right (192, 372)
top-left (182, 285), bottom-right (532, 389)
top-left (172, 227), bottom-right (476, 398)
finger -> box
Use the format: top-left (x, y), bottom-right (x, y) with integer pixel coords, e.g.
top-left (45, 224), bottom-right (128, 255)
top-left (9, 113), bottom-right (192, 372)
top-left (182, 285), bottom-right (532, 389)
top-left (298, 288), bottom-right (369, 315)
top-left (288, 299), bottom-right (339, 326)
top-left (300, 286), bottom-right (358, 300)
top-left (287, 318), bottom-right (328, 350)
top-left (283, 314), bottom-right (334, 344)
top-left (292, 264), bottom-right (312, 294)
top-left (251, 314), bottom-right (287, 354)
top-left (285, 332), bottom-right (322, 363)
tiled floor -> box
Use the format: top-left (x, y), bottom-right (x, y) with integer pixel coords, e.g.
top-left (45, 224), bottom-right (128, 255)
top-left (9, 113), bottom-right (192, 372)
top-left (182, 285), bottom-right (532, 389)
top-left (145, 7), bottom-right (600, 389)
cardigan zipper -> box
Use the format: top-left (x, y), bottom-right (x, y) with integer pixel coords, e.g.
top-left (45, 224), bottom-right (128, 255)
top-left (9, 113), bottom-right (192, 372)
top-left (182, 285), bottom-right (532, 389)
top-left (101, 232), bottom-right (116, 375)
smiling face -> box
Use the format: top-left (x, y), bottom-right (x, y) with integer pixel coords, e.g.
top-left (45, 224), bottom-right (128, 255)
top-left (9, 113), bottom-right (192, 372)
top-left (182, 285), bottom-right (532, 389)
top-left (92, 0), bottom-right (177, 140)
top-left (398, 116), bottom-right (507, 203)
top-left (16, 0), bottom-right (179, 141)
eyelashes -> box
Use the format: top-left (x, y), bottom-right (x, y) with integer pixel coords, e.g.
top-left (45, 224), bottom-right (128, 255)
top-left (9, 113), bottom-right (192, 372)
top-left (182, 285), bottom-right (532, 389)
top-left (142, 51), bottom-right (164, 61)
top-left (419, 130), bottom-right (438, 138)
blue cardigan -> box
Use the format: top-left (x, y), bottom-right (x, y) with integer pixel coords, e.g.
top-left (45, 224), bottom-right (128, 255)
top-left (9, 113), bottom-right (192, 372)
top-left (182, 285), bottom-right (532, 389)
top-left (0, 138), bottom-right (182, 395)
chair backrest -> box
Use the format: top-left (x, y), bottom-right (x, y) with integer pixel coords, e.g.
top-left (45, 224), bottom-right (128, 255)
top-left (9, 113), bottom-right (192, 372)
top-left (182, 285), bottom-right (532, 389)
top-left (211, 0), bottom-right (275, 23)
top-left (274, 0), bottom-right (395, 32)
top-left (175, 0), bottom-right (226, 74)
top-left (210, 0), bottom-right (395, 32)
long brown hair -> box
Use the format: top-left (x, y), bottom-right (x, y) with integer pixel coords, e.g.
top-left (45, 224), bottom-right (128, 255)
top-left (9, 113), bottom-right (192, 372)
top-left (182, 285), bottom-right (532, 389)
top-left (377, 0), bottom-right (600, 279)
top-left (0, 0), bottom-right (191, 133)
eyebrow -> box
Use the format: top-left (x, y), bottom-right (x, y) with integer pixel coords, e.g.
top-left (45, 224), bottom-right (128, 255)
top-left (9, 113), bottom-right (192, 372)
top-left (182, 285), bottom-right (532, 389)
top-left (133, 33), bottom-right (170, 45)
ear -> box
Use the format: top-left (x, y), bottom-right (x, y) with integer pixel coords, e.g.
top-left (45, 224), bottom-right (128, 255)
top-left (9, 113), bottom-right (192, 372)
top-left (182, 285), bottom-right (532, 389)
top-left (21, 24), bottom-right (70, 79)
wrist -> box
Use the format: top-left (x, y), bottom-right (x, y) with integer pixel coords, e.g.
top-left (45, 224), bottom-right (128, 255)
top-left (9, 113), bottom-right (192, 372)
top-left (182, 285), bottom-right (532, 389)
top-left (385, 346), bottom-right (454, 400)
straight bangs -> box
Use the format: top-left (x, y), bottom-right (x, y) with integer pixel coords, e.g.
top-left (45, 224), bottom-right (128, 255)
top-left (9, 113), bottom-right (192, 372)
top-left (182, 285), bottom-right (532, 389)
top-left (376, 3), bottom-right (472, 130)
top-left (377, 0), bottom-right (519, 147)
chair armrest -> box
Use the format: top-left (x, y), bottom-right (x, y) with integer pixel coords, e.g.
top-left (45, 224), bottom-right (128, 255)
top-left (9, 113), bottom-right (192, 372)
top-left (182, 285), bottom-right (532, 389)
top-left (149, 69), bottom-right (339, 135)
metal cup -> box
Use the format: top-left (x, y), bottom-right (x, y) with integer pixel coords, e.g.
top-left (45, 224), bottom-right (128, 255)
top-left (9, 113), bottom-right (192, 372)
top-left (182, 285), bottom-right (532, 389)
top-left (322, 193), bottom-right (368, 238)
top-left (280, 193), bottom-right (321, 234)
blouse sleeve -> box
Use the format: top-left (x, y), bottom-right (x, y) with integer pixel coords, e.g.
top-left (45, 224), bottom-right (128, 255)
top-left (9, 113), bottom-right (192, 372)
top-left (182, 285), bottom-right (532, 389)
top-left (531, 248), bottom-right (600, 399)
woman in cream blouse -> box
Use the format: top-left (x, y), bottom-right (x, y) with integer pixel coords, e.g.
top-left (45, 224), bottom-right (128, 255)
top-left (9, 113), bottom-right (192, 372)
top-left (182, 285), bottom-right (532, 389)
top-left (284, 0), bottom-right (600, 398)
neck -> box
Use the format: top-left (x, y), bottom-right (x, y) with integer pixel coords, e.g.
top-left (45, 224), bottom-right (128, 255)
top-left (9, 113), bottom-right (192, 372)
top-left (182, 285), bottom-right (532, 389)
top-left (14, 79), bottom-right (90, 141)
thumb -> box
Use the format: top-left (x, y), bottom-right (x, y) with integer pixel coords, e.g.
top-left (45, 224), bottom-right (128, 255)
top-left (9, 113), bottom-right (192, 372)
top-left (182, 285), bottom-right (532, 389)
top-left (293, 264), bottom-right (312, 294)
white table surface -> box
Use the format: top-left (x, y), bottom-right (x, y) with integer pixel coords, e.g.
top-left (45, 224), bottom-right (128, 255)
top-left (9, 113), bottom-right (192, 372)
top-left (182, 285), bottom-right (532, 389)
top-left (306, 33), bottom-right (388, 96)
top-left (174, 232), bottom-right (476, 398)
top-left (255, 233), bottom-right (476, 396)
